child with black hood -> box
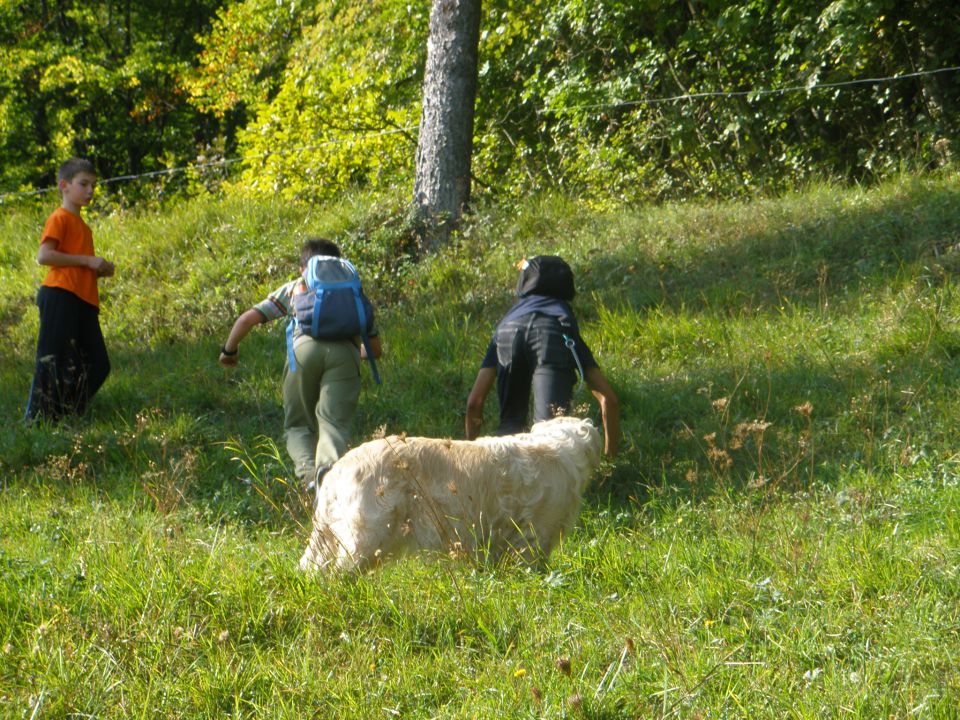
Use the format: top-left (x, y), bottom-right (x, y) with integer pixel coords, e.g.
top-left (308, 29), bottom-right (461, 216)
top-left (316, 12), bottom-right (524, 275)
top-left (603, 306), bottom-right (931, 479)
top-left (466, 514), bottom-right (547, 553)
top-left (465, 256), bottom-right (619, 456)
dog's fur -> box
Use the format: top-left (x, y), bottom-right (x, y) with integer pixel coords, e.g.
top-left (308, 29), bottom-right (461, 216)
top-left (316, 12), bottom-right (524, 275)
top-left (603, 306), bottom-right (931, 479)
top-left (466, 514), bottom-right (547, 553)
top-left (299, 416), bottom-right (601, 573)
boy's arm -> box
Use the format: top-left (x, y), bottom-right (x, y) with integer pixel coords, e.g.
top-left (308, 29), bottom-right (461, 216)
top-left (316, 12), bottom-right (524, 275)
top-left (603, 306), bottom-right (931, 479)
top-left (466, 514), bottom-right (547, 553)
top-left (465, 367), bottom-right (496, 440)
top-left (38, 240), bottom-right (114, 277)
top-left (584, 366), bottom-right (620, 457)
top-left (219, 309), bottom-right (265, 367)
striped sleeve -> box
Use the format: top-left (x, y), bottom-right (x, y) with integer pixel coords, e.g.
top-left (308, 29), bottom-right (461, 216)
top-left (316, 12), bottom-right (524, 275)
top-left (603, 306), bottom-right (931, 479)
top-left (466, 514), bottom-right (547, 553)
top-left (253, 280), bottom-right (298, 321)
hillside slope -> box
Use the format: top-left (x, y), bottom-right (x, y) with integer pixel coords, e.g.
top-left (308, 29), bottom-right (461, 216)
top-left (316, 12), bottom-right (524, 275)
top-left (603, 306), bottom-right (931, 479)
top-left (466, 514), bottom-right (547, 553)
top-left (1, 175), bottom-right (958, 716)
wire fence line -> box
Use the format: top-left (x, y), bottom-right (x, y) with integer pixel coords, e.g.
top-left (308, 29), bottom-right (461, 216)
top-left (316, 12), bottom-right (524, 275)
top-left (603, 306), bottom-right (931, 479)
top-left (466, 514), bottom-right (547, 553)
top-left (538, 65), bottom-right (960, 113)
top-left (1, 126), bottom-right (416, 202)
top-left (3, 65), bottom-right (958, 203)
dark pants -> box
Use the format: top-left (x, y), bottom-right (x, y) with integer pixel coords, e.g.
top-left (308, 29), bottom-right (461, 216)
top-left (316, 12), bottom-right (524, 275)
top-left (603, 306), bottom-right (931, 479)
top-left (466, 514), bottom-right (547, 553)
top-left (26, 286), bottom-right (110, 422)
top-left (495, 313), bottom-right (577, 435)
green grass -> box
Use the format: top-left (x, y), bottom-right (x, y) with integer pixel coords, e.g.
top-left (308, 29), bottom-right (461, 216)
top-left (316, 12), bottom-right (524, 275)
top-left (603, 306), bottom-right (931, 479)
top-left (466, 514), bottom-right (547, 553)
top-left (2, 172), bottom-right (959, 717)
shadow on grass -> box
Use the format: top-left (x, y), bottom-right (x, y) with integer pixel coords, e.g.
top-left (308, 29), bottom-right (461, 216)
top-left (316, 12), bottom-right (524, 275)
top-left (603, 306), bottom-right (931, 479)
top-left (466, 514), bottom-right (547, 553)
top-left (579, 179), bottom-right (960, 315)
top-left (0, 333), bottom-right (316, 532)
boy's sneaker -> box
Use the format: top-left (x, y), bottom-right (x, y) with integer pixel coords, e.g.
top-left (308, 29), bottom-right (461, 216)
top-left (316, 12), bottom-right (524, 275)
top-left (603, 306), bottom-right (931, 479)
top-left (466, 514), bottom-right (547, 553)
top-left (297, 463), bottom-right (316, 488)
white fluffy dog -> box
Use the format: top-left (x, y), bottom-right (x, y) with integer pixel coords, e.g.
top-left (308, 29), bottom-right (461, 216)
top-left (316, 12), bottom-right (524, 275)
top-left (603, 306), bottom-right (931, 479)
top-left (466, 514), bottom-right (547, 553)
top-left (299, 416), bottom-right (601, 573)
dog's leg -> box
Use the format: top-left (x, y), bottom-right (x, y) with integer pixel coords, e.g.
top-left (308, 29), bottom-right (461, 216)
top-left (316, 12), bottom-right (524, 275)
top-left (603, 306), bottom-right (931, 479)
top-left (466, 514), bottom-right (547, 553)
top-left (509, 518), bottom-right (549, 567)
top-left (299, 520), bottom-right (371, 573)
top-left (299, 522), bottom-right (340, 572)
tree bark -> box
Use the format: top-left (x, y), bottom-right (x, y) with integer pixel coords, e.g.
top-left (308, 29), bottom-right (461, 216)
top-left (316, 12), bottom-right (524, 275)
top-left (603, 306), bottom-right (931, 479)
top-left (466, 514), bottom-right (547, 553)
top-left (413, 0), bottom-right (482, 252)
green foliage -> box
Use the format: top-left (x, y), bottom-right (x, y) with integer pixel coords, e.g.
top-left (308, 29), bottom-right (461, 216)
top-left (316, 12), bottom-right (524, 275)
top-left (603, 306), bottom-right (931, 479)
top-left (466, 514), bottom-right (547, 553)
top-left (0, 0), bottom-right (223, 196)
top-left (185, 0), bottom-right (308, 116)
top-left (468, 0), bottom-right (960, 202)
top-left (189, 0), bottom-right (428, 202)
top-left (2, 0), bottom-right (959, 204)
top-left (179, 0), bottom-right (960, 203)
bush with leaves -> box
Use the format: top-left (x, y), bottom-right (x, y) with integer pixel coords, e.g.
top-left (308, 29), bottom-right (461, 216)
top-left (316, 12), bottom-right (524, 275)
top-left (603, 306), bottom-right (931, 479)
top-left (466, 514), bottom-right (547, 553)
top-left (0, 0), bottom-right (224, 196)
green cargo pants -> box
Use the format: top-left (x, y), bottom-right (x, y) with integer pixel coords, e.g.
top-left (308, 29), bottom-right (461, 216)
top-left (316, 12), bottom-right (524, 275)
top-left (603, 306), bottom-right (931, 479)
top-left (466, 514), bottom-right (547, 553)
top-left (282, 335), bottom-right (361, 484)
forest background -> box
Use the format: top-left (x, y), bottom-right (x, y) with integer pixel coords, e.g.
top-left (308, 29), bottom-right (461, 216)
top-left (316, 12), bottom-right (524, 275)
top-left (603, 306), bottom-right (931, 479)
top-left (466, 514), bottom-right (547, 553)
top-left (3, 0), bottom-right (959, 206)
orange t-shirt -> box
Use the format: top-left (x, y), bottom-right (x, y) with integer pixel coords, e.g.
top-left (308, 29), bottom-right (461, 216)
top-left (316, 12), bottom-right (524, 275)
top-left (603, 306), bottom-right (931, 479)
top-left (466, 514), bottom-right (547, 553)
top-left (40, 207), bottom-right (99, 308)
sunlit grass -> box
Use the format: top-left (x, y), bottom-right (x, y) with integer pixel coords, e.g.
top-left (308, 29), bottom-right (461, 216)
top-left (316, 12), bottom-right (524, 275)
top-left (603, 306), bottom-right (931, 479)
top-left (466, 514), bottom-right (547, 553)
top-left (2, 172), bottom-right (960, 716)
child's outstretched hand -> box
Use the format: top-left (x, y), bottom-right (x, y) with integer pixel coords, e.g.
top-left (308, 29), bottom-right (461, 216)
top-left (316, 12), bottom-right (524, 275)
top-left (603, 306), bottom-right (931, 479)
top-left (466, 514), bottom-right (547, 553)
top-left (219, 347), bottom-right (239, 367)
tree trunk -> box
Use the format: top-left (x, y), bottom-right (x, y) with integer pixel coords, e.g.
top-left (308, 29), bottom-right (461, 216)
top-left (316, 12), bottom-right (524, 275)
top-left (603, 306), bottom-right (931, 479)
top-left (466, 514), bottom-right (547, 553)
top-left (413, 0), bottom-right (482, 252)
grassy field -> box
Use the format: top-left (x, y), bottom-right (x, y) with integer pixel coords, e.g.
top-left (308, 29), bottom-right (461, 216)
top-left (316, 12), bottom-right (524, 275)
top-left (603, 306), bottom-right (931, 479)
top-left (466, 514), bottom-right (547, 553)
top-left (1, 173), bottom-right (959, 717)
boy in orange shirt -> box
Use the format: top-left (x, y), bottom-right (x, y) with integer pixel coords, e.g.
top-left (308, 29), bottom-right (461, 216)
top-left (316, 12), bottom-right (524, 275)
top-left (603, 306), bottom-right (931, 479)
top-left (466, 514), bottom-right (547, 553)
top-left (26, 158), bottom-right (115, 423)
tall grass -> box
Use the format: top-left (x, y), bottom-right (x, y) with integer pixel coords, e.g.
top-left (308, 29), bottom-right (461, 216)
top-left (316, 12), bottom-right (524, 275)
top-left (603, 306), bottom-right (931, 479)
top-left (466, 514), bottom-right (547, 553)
top-left (1, 172), bottom-right (959, 716)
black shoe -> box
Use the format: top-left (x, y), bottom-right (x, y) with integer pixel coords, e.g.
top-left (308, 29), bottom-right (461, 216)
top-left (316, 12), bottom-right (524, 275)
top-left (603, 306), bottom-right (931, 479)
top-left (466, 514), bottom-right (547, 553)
top-left (306, 464), bottom-right (331, 493)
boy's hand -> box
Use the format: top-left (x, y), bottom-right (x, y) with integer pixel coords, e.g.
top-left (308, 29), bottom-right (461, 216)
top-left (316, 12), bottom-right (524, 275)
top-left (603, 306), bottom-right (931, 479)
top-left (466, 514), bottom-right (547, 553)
top-left (219, 347), bottom-right (239, 367)
top-left (89, 256), bottom-right (115, 277)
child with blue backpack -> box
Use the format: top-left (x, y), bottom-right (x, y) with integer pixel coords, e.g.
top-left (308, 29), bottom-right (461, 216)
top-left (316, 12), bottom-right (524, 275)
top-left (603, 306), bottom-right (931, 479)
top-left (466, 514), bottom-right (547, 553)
top-left (219, 238), bottom-right (382, 488)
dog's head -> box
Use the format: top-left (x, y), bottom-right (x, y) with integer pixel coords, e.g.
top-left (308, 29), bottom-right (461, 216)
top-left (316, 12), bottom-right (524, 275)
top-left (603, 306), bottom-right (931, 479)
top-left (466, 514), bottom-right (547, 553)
top-left (530, 416), bottom-right (602, 467)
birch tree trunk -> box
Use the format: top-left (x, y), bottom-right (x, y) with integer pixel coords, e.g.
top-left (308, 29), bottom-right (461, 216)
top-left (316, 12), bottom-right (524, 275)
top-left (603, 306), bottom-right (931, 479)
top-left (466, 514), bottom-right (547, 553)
top-left (413, 0), bottom-right (482, 252)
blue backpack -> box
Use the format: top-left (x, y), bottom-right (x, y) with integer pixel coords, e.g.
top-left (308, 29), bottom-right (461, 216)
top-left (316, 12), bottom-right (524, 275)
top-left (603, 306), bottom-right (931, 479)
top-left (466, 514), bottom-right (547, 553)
top-left (286, 255), bottom-right (381, 384)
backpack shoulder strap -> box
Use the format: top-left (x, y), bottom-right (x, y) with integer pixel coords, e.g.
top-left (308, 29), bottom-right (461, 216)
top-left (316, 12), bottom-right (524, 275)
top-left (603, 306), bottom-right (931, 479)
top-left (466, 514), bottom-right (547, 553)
top-left (287, 278), bottom-right (305, 371)
top-left (287, 318), bottom-right (298, 371)
top-left (341, 259), bottom-right (381, 384)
